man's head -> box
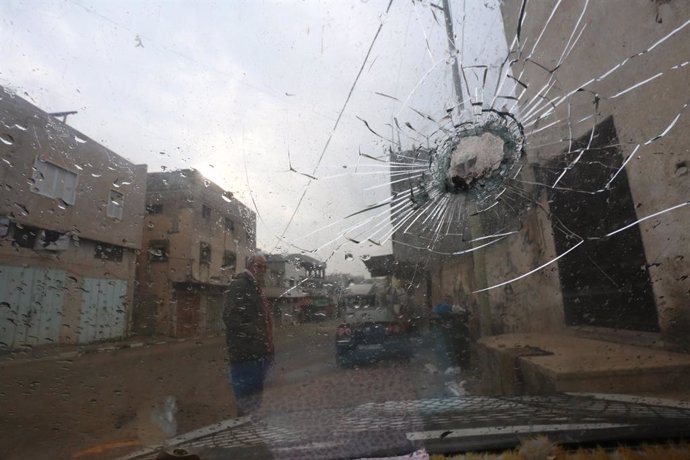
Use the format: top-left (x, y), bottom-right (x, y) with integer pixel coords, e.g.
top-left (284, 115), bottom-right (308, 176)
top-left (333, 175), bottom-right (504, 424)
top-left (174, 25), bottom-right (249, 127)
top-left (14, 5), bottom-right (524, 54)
top-left (246, 254), bottom-right (268, 285)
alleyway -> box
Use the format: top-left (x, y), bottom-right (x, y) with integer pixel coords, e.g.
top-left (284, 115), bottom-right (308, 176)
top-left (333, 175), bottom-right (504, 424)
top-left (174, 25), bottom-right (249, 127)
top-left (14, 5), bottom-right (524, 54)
top-left (0, 320), bottom-right (450, 460)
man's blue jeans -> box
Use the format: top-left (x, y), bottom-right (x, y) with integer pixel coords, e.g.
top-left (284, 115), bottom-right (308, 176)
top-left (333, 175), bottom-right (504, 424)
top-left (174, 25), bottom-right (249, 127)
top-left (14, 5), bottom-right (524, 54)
top-left (228, 357), bottom-right (271, 415)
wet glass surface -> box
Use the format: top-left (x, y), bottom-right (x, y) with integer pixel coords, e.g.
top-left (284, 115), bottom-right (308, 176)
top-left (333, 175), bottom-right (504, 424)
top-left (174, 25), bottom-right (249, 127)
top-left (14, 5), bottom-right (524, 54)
top-left (0, 1), bottom-right (689, 459)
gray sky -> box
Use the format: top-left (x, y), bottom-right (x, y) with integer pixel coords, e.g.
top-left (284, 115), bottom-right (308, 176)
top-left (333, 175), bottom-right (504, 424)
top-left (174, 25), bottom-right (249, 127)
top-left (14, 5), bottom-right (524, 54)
top-left (1, 0), bottom-right (508, 276)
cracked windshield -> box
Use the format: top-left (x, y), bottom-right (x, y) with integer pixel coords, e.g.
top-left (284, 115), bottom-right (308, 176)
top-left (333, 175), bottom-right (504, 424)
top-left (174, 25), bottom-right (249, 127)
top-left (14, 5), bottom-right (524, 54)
top-left (2, 1), bottom-right (690, 459)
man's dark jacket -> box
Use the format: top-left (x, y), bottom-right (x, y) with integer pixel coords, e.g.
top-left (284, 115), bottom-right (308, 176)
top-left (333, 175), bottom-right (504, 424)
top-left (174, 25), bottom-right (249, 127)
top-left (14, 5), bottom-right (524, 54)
top-left (223, 271), bottom-right (272, 363)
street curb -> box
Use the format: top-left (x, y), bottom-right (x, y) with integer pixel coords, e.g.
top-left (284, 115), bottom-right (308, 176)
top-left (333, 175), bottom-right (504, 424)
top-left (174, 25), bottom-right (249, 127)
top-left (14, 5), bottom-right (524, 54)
top-left (0, 336), bottom-right (216, 366)
top-left (1, 324), bottom-right (312, 366)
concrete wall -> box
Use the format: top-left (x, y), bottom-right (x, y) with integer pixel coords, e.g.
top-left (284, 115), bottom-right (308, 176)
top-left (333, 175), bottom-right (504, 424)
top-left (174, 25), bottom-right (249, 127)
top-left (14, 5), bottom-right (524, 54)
top-left (425, 0), bottom-right (689, 351)
top-left (482, 0), bottom-right (690, 346)
top-left (478, 186), bottom-right (565, 335)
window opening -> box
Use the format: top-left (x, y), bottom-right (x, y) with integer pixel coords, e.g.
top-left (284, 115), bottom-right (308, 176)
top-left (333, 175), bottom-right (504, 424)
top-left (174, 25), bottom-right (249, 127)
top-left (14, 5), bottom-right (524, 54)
top-left (35, 230), bottom-right (69, 251)
top-left (146, 204), bottom-right (163, 214)
top-left (11, 223), bottom-right (39, 248)
top-left (222, 250), bottom-right (236, 268)
top-left (224, 217), bottom-right (235, 232)
top-left (148, 239), bottom-right (169, 262)
top-left (107, 190), bottom-right (124, 220)
top-left (31, 160), bottom-right (77, 205)
top-left (95, 242), bottom-right (124, 262)
top-left (199, 242), bottom-right (211, 264)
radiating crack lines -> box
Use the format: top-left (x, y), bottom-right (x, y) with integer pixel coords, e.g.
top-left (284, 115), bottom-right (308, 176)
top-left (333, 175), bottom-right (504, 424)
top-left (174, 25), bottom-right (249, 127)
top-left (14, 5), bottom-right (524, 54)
top-left (257, 0), bottom-right (689, 294)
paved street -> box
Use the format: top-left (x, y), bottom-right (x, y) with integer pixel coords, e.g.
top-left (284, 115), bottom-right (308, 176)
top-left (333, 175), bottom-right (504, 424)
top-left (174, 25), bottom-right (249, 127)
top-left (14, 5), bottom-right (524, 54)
top-left (0, 320), bottom-right (452, 460)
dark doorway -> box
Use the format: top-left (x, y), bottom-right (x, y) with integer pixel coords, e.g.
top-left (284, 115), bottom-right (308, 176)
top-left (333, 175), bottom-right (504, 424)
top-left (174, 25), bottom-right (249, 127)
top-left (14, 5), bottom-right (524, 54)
top-left (545, 116), bottom-right (659, 332)
top-left (174, 285), bottom-right (201, 337)
top-left (132, 296), bottom-right (158, 336)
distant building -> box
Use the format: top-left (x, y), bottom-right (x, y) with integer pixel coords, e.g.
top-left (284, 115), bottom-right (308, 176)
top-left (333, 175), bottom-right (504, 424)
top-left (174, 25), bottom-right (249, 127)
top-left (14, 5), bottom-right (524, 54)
top-left (264, 253), bottom-right (330, 324)
top-left (134, 169), bottom-right (256, 337)
top-left (0, 87), bottom-right (147, 348)
top-left (264, 254), bottom-right (309, 325)
top-left (362, 254), bottom-right (419, 319)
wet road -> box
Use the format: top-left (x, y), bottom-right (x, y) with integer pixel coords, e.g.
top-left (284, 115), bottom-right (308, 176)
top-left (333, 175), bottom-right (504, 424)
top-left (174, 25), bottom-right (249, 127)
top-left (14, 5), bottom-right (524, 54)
top-left (263, 320), bottom-right (449, 415)
top-left (0, 320), bottom-right (452, 460)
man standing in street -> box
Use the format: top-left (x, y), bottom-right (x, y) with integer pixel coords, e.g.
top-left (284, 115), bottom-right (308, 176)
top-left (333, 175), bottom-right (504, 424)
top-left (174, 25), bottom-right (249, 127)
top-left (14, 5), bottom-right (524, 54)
top-left (223, 254), bottom-right (274, 416)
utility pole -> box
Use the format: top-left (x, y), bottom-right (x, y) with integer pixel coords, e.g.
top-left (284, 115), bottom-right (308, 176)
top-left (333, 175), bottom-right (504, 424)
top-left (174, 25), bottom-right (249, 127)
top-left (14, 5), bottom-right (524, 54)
top-left (441, 0), bottom-right (464, 108)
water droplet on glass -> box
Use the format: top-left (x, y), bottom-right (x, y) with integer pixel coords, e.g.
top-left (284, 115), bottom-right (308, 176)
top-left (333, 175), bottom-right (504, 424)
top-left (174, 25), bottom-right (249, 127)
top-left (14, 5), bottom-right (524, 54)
top-left (344, 253), bottom-right (354, 261)
top-left (74, 135), bottom-right (87, 144)
top-left (360, 255), bottom-right (371, 261)
top-left (0, 133), bottom-right (15, 145)
top-left (13, 124), bottom-right (27, 131)
top-left (91, 172), bottom-right (102, 178)
top-left (147, 222), bottom-right (155, 229)
top-left (14, 203), bottom-right (29, 216)
top-left (203, 179), bottom-right (210, 187)
top-left (221, 191), bottom-right (233, 202)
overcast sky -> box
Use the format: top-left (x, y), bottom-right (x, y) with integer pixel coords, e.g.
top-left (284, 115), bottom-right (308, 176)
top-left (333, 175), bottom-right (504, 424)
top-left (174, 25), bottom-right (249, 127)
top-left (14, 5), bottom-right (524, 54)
top-left (1, 0), bottom-right (509, 276)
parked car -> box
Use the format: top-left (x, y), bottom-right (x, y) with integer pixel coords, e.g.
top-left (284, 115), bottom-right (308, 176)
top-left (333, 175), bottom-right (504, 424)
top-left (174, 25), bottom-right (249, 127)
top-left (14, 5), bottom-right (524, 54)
top-left (335, 304), bottom-right (411, 366)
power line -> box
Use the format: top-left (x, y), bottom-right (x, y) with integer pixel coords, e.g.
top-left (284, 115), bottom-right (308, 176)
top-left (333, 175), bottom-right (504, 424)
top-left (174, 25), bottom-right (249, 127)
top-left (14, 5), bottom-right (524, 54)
top-left (273, 0), bottom-right (396, 250)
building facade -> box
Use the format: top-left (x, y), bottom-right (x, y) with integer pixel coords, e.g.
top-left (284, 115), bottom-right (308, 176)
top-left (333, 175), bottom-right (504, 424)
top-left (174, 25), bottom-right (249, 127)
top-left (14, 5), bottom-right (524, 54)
top-left (427, 0), bottom-right (690, 351)
top-left (0, 87), bottom-right (147, 348)
top-left (264, 253), bottom-right (330, 324)
top-left (134, 170), bottom-right (256, 337)
top-left (265, 254), bottom-right (309, 326)
top-left (384, 0), bottom-right (690, 361)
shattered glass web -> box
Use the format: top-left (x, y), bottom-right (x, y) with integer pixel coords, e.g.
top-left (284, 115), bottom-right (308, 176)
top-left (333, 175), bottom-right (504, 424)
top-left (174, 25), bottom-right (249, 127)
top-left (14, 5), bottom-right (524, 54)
top-left (258, 0), bottom-right (689, 293)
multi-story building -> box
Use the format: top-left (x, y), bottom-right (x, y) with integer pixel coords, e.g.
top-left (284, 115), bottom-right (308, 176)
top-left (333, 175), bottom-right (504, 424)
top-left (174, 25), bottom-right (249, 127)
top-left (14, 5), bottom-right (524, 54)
top-left (265, 253), bottom-right (309, 325)
top-left (0, 87), bottom-right (147, 348)
top-left (264, 253), bottom-right (330, 324)
top-left (135, 169), bottom-right (256, 337)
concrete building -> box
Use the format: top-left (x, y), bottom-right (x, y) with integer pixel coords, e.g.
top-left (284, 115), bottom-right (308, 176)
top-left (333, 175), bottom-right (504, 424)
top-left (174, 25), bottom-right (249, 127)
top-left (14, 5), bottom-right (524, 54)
top-left (134, 169), bottom-right (256, 337)
top-left (476, 0), bottom-right (688, 342)
top-left (0, 87), bottom-right (147, 348)
top-left (264, 253), bottom-right (330, 324)
top-left (265, 254), bottom-right (309, 326)
top-left (416, 0), bottom-right (690, 395)
top-left (381, 0), bottom-right (690, 396)
top-left (363, 254), bottom-right (425, 321)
